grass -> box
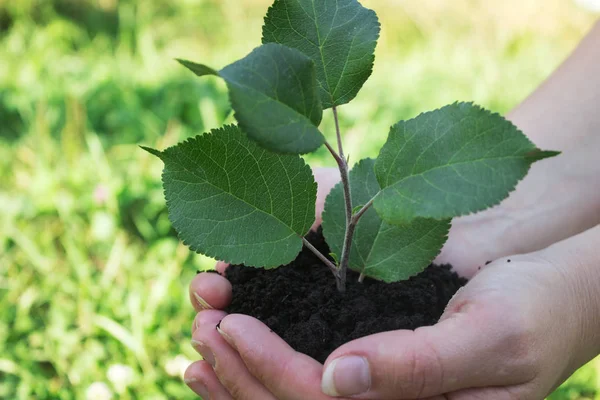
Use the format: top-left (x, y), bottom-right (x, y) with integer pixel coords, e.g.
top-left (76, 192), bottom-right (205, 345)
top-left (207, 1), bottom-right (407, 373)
top-left (0, 0), bottom-right (598, 398)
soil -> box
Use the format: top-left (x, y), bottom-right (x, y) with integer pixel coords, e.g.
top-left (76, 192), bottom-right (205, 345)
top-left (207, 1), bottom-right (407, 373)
top-left (225, 228), bottom-right (467, 363)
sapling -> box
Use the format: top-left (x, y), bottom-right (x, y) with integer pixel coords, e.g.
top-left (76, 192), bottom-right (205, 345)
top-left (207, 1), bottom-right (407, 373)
top-left (144, 0), bottom-right (558, 292)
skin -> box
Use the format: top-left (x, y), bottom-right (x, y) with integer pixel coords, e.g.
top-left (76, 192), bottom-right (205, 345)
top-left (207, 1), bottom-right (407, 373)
top-left (184, 21), bottom-right (600, 400)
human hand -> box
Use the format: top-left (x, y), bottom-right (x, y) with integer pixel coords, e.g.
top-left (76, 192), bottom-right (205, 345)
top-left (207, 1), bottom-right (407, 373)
top-left (184, 230), bottom-right (599, 399)
top-left (184, 161), bottom-right (600, 399)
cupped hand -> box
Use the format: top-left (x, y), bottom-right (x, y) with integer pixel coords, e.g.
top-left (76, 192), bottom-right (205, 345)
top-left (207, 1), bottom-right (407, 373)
top-left (183, 161), bottom-right (599, 399)
top-left (185, 243), bottom-right (591, 399)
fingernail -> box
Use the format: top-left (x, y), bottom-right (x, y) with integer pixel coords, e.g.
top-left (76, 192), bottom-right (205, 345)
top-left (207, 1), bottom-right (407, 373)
top-left (193, 292), bottom-right (213, 310)
top-left (191, 340), bottom-right (216, 368)
top-left (321, 356), bottom-right (371, 396)
top-left (184, 377), bottom-right (210, 399)
top-left (216, 323), bottom-right (236, 349)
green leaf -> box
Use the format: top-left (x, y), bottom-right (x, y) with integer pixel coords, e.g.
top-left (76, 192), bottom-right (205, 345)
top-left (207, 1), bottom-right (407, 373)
top-left (525, 149), bottom-right (561, 161)
top-left (374, 102), bottom-right (559, 225)
top-left (322, 158), bottom-right (450, 282)
top-left (143, 125), bottom-right (317, 268)
top-left (178, 43), bottom-right (324, 154)
top-left (352, 205), bottom-right (364, 215)
top-left (329, 252), bottom-right (339, 265)
top-left (263, 0), bottom-right (380, 108)
top-left (175, 59), bottom-right (218, 76)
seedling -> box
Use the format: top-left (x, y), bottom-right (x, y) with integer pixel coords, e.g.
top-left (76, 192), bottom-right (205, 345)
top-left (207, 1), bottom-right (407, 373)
top-left (144, 0), bottom-right (558, 292)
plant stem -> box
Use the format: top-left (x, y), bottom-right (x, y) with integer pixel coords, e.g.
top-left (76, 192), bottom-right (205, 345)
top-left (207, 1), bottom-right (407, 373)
top-left (332, 107), bottom-right (345, 161)
top-left (323, 110), bottom-right (375, 291)
top-left (334, 200), bottom-right (374, 290)
top-left (324, 141), bottom-right (343, 164)
top-left (301, 237), bottom-right (339, 278)
top-left (331, 106), bottom-right (353, 292)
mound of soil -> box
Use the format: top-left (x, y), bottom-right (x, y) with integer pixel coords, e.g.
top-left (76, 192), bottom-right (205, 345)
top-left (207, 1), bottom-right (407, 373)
top-left (225, 228), bottom-right (467, 363)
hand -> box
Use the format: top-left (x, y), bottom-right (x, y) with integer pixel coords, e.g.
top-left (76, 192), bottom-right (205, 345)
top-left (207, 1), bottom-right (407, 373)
top-left (184, 232), bottom-right (598, 399)
top-left (184, 160), bottom-right (600, 399)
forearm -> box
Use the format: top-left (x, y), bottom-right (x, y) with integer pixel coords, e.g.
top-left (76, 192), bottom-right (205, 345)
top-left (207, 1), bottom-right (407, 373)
top-left (508, 20), bottom-right (600, 151)
top-left (492, 19), bottom-right (600, 254)
top-left (541, 223), bottom-right (600, 370)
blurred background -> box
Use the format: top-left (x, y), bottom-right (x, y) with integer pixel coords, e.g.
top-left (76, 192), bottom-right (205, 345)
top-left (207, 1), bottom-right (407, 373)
top-left (0, 0), bottom-right (598, 399)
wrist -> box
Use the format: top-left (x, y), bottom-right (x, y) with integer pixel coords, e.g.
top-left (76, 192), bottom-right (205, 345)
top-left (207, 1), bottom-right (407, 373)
top-left (539, 225), bottom-right (600, 369)
top-left (572, 228), bottom-right (600, 361)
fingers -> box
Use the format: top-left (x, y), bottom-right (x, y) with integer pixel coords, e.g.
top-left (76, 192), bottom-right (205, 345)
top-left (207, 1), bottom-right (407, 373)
top-left (192, 309), bottom-right (227, 335)
top-left (321, 288), bottom-right (536, 399)
top-left (185, 360), bottom-right (233, 399)
top-left (218, 314), bottom-right (335, 400)
top-left (191, 313), bottom-right (277, 400)
top-left (189, 272), bottom-right (232, 312)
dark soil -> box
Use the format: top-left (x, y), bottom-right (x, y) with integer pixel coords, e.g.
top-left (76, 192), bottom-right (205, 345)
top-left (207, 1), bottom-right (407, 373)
top-left (225, 228), bottom-right (467, 363)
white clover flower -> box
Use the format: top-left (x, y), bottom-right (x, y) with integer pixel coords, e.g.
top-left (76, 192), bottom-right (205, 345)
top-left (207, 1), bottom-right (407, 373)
top-left (107, 364), bottom-right (135, 393)
top-left (165, 354), bottom-right (193, 378)
top-left (85, 382), bottom-right (113, 400)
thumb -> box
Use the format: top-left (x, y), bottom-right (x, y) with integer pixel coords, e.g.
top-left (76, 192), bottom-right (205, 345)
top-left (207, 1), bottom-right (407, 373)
top-left (321, 276), bottom-right (536, 399)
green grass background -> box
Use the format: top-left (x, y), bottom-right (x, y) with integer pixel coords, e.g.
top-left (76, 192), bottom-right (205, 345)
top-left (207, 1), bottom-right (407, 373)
top-left (1, 0), bottom-right (598, 398)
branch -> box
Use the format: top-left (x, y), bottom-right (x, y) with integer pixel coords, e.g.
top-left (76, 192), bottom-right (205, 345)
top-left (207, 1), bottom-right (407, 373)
top-left (332, 106), bottom-right (353, 292)
top-left (332, 106), bottom-right (344, 159)
top-left (324, 140), bottom-right (343, 164)
top-left (302, 237), bottom-right (339, 278)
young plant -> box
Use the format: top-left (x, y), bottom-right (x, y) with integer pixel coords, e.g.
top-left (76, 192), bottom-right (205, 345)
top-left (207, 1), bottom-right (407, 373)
top-left (144, 0), bottom-right (558, 292)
